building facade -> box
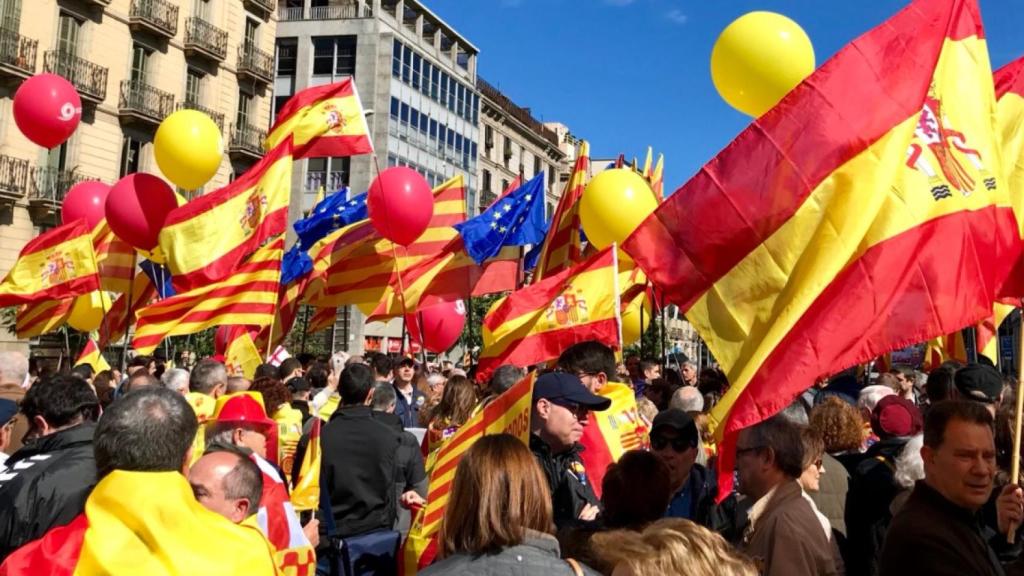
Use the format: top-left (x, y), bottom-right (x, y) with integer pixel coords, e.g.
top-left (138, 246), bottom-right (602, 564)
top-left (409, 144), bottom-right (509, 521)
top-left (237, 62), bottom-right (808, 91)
top-left (275, 0), bottom-right (481, 353)
top-left (0, 0), bottom-right (277, 352)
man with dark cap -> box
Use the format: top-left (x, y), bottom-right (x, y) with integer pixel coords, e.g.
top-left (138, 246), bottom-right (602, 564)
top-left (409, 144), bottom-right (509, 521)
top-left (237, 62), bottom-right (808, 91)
top-left (845, 394), bottom-right (923, 576)
top-left (529, 371), bottom-right (611, 530)
top-left (955, 363), bottom-right (1004, 415)
top-left (652, 409), bottom-right (716, 525)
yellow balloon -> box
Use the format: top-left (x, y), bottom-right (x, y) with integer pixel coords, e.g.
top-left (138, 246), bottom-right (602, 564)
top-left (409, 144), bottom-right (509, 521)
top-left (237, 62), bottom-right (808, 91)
top-left (621, 291), bottom-right (652, 347)
top-left (580, 169), bottom-right (658, 252)
top-left (710, 11), bottom-right (815, 117)
top-left (154, 109), bottom-right (223, 190)
top-left (68, 291), bottom-right (112, 332)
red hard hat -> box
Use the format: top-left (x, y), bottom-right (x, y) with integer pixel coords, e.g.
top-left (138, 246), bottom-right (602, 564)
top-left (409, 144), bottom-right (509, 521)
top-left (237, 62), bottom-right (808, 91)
top-left (214, 395), bottom-right (275, 431)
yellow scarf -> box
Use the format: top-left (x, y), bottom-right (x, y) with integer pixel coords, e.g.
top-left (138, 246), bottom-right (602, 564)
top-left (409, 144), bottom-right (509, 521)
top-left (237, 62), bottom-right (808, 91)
top-left (74, 470), bottom-right (279, 575)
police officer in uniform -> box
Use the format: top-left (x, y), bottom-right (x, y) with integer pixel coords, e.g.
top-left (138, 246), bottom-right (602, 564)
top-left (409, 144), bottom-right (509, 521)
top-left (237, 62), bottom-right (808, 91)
top-left (529, 372), bottom-right (612, 530)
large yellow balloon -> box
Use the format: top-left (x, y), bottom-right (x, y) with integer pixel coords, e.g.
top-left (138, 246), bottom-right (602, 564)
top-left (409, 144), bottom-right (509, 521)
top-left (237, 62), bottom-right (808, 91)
top-left (154, 109), bottom-right (223, 190)
top-left (710, 11), bottom-right (815, 117)
top-left (621, 291), bottom-right (651, 347)
top-left (68, 291), bottom-right (112, 332)
top-left (580, 169), bottom-right (658, 251)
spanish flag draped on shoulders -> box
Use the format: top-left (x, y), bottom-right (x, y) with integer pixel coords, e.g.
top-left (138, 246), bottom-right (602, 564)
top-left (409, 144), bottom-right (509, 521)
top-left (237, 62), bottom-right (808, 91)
top-left (0, 471), bottom-right (278, 576)
top-left (623, 0), bottom-right (1019, 500)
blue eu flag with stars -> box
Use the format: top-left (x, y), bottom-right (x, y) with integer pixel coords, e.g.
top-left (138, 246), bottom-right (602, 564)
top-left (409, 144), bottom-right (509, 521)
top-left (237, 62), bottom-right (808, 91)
top-left (282, 187), bottom-right (368, 285)
top-left (455, 172), bottom-right (547, 265)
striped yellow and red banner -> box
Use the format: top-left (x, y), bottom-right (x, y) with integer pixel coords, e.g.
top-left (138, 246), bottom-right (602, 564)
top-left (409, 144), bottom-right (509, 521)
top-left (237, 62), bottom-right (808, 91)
top-left (92, 221), bottom-right (135, 294)
top-left (477, 246), bottom-right (620, 382)
top-left (265, 79), bottom-right (373, 159)
top-left (16, 298), bottom-right (73, 339)
top-left (159, 139), bottom-right (292, 292)
top-left (925, 331), bottom-right (969, 370)
top-left (0, 220), bottom-right (100, 308)
top-left (403, 373), bottom-right (535, 574)
top-left (74, 339), bottom-right (111, 374)
top-left (995, 57), bottom-right (1024, 299)
top-left (133, 238), bottom-right (284, 354)
top-left (622, 0), bottom-right (1019, 499)
top-left (532, 141), bottom-right (589, 282)
top-left (98, 273), bottom-right (157, 348)
top-left (306, 306), bottom-right (336, 334)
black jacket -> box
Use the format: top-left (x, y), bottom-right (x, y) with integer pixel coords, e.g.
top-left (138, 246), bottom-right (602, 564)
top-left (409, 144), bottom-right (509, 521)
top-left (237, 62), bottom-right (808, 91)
top-left (530, 434), bottom-right (600, 531)
top-left (880, 481), bottom-right (1006, 576)
top-left (321, 405), bottom-right (401, 538)
top-left (0, 422), bottom-right (97, 559)
top-left (845, 436), bottom-right (907, 576)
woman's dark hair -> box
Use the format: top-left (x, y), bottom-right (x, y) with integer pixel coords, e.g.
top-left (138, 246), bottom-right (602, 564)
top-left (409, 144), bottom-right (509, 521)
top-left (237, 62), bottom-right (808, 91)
top-left (602, 450), bottom-right (673, 529)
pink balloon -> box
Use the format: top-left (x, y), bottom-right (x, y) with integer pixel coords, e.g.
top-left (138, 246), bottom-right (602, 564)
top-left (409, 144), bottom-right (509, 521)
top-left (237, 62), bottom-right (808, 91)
top-left (13, 73), bottom-right (82, 149)
top-left (61, 181), bottom-right (110, 228)
top-left (407, 300), bottom-right (466, 353)
top-left (367, 167), bottom-right (434, 246)
top-left (105, 173), bottom-right (177, 251)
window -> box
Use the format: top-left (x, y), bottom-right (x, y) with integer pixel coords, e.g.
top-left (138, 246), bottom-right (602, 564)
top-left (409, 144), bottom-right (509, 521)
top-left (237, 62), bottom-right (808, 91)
top-left (130, 43), bottom-right (150, 84)
top-left (236, 92), bottom-right (252, 127)
top-left (47, 142), bottom-right (68, 171)
top-left (57, 13), bottom-right (81, 56)
top-left (472, 93), bottom-right (479, 125)
top-left (306, 157), bottom-right (350, 192)
top-left (549, 167), bottom-right (555, 187)
top-left (429, 119), bottom-right (437, 140)
top-left (411, 53), bottom-right (420, 89)
top-left (419, 113), bottom-right (428, 134)
top-left (501, 179), bottom-right (509, 194)
top-left (399, 102), bottom-right (409, 124)
top-left (439, 73), bottom-right (448, 107)
top-left (120, 136), bottom-right (141, 178)
top-left (392, 40), bottom-right (401, 78)
top-left (410, 108), bottom-right (419, 130)
top-left (244, 18), bottom-right (259, 47)
top-left (192, 0), bottom-right (211, 21)
top-left (421, 61), bottom-right (432, 95)
top-left (390, 96), bottom-right (399, 119)
top-left (401, 44), bottom-right (411, 83)
top-left (534, 156), bottom-right (541, 178)
top-left (447, 80), bottom-right (456, 111)
top-left (185, 68), bottom-right (202, 104)
top-left (0, 0), bottom-right (21, 33)
top-left (276, 39), bottom-right (297, 77)
top-left (482, 169), bottom-right (491, 193)
top-left (456, 83), bottom-right (464, 118)
top-left (484, 125), bottom-right (493, 149)
top-left (273, 95), bottom-right (289, 120)
top-left (430, 66), bottom-right (439, 100)
top-left (312, 36), bottom-right (356, 77)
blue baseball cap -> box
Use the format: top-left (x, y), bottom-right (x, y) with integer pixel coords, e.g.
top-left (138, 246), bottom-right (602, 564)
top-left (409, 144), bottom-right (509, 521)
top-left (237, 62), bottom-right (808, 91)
top-left (532, 372), bottom-right (611, 411)
top-left (0, 398), bottom-right (17, 426)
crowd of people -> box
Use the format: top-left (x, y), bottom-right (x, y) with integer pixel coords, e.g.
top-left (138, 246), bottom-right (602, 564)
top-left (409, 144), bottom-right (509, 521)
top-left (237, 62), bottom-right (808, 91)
top-left (0, 343), bottom-right (1023, 575)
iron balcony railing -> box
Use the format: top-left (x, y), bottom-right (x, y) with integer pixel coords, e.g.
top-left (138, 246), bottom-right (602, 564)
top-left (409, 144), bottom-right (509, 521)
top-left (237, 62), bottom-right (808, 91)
top-left (129, 0), bottom-right (179, 37)
top-left (230, 123), bottom-right (266, 156)
top-left (242, 0), bottom-right (274, 15)
top-left (0, 154), bottom-right (30, 198)
top-left (237, 42), bottom-right (273, 83)
top-left (184, 17), bottom-right (227, 61)
top-left (0, 28), bottom-right (37, 76)
top-left (30, 166), bottom-right (91, 203)
top-left (119, 79), bottom-right (175, 122)
top-left (177, 100), bottom-right (225, 130)
top-left (278, 6), bottom-right (303, 20)
top-left (43, 51), bottom-right (108, 102)
top-left (310, 4), bottom-right (360, 19)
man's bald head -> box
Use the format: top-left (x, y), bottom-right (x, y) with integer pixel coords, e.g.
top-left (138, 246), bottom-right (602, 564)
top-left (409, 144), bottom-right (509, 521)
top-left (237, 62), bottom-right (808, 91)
top-left (188, 449), bottom-right (263, 524)
top-left (0, 351), bottom-right (28, 387)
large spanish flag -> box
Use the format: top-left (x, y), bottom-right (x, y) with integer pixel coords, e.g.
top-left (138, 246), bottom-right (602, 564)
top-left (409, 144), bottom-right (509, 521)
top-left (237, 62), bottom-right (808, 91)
top-left (402, 373), bottom-right (535, 575)
top-left (0, 220), bottom-right (100, 307)
top-left (133, 238), bottom-right (284, 354)
top-left (622, 0), bottom-right (1019, 499)
top-left (579, 381), bottom-right (649, 500)
top-left (996, 56), bottom-right (1024, 299)
top-left (532, 141), bottom-right (589, 282)
top-left (158, 139), bottom-right (292, 292)
top-left (477, 247), bottom-right (621, 382)
top-left (265, 79), bottom-right (373, 159)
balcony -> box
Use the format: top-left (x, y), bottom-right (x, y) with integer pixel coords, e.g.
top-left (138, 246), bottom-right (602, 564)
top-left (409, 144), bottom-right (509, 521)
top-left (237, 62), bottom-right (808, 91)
top-left (0, 154), bottom-right (30, 208)
top-left (237, 43), bottom-right (273, 85)
top-left (43, 51), bottom-right (108, 104)
top-left (243, 0), bottom-right (274, 17)
top-left (184, 17), bottom-right (227, 63)
top-left (129, 0), bottom-right (179, 40)
top-left (118, 80), bottom-right (174, 126)
top-left (0, 29), bottom-right (37, 82)
top-left (177, 100), bottom-right (224, 131)
top-left (278, 3), bottom-right (370, 20)
top-left (229, 123), bottom-right (266, 162)
top-left (28, 167), bottom-right (93, 224)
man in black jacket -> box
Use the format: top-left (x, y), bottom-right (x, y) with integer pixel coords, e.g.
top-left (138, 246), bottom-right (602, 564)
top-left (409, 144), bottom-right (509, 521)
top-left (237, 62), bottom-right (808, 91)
top-left (653, 409), bottom-right (716, 525)
top-left (879, 401), bottom-right (1023, 576)
top-left (0, 374), bottom-right (100, 559)
top-left (370, 382), bottom-right (427, 535)
top-left (529, 371), bottom-right (611, 530)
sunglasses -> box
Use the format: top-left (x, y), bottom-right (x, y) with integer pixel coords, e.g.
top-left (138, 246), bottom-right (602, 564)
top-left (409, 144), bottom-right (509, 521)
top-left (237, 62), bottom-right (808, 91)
top-left (651, 434), bottom-right (694, 453)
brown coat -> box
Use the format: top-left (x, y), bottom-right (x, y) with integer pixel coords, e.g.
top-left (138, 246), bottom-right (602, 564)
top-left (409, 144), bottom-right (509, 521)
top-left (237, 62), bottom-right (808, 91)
top-left (743, 479), bottom-right (841, 576)
top-left (0, 384), bottom-right (27, 454)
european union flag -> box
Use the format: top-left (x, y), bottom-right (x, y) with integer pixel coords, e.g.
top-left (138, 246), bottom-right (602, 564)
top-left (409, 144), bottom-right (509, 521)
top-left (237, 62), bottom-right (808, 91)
top-left (294, 187), bottom-right (367, 250)
top-left (139, 260), bottom-right (175, 298)
top-left (455, 172), bottom-right (547, 264)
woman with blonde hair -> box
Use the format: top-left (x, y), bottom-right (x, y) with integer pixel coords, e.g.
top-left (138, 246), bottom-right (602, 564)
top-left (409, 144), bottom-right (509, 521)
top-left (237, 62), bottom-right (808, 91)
top-left (421, 433), bottom-right (598, 575)
top-left (593, 518), bottom-right (756, 576)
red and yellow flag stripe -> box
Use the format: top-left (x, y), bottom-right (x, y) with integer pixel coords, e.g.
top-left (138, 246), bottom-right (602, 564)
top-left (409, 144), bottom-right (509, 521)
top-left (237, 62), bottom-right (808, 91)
top-left (533, 141), bottom-right (589, 282)
top-left (0, 220), bottom-right (100, 308)
top-left (265, 79), bottom-right (373, 159)
top-left (995, 56), bottom-right (1024, 299)
top-left (98, 273), bottom-right (157, 348)
top-left (92, 221), bottom-right (135, 294)
top-left (16, 298), bottom-right (73, 339)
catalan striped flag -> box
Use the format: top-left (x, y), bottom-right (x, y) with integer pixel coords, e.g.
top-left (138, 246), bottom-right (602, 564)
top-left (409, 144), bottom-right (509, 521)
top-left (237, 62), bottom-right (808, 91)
top-left (98, 273), bottom-right (157, 348)
top-left (132, 238), bottom-right (284, 354)
top-left (16, 298), bottom-right (73, 339)
top-left (995, 57), bottom-right (1024, 299)
top-left (255, 277), bottom-right (308, 353)
top-left (650, 153), bottom-right (665, 202)
top-left (306, 306), bottom-right (336, 334)
top-left (158, 139), bottom-right (292, 292)
top-left (403, 373), bottom-right (535, 574)
top-left (265, 79), bottom-right (373, 159)
top-left (532, 141), bottom-right (590, 282)
top-left (74, 339), bottom-right (110, 374)
top-left (92, 221), bottom-right (136, 294)
top-left (622, 0), bottom-right (1018, 499)
top-left (477, 247), bottom-right (621, 382)
top-left (0, 220), bottom-right (100, 307)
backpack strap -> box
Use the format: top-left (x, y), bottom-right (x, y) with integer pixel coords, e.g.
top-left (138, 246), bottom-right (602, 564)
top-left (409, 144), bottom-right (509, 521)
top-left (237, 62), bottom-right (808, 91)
top-left (565, 558), bottom-right (584, 576)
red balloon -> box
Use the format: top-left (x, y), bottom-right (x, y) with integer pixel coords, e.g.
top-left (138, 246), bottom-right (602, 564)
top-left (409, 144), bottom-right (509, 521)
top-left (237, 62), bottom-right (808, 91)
top-left (407, 300), bottom-right (466, 353)
top-left (367, 167), bottom-right (434, 246)
top-left (13, 73), bottom-right (82, 148)
top-left (105, 173), bottom-right (177, 251)
top-left (61, 181), bottom-right (110, 228)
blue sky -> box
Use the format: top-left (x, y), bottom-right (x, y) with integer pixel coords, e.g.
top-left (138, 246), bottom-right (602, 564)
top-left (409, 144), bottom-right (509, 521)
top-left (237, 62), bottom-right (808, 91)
top-left (428, 0), bottom-right (1024, 193)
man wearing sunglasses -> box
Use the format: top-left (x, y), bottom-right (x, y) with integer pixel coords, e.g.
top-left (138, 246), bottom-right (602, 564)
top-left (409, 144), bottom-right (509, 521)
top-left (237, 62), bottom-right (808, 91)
top-left (652, 409), bottom-right (715, 525)
top-left (530, 371), bottom-right (612, 530)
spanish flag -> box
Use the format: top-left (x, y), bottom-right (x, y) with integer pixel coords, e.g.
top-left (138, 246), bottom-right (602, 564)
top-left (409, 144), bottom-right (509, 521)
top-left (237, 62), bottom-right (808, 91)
top-left (290, 417), bottom-right (321, 511)
top-left (225, 329), bottom-right (262, 379)
top-left (477, 247), bottom-right (621, 382)
top-left (132, 237), bottom-right (284, 354)
top-left (158, 139), bottom-right (292, 292)
top-left (0, 220), bottom-right (100, 307)
top-left (579, 381), bottom-right (648, 500)
top-left (92, 221), bottom-right (136, 294)
top-left (16, 298), bottom-right (73, 339)
top-left (74, 339), bottom-right (110, 374)
top-left (97, 273), bottom-right (157, 348)
top-left (622, 0), bottom-right (1019, 499)
top-left (265, 79), bottom-right (373, 159)
top-left (532, 141), bottom-right (589, 282)
top-left (996, 56), bottom-right (1024, 299)
top-left (403, 373), bottom-right (535, 574)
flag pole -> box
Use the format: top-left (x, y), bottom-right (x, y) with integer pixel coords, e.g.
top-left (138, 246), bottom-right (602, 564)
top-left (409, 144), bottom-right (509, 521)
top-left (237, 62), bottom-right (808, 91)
top-left (1009, 301), bottom-right (1024, 543)
top-left (658, 288), bottom-right (668, 367)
